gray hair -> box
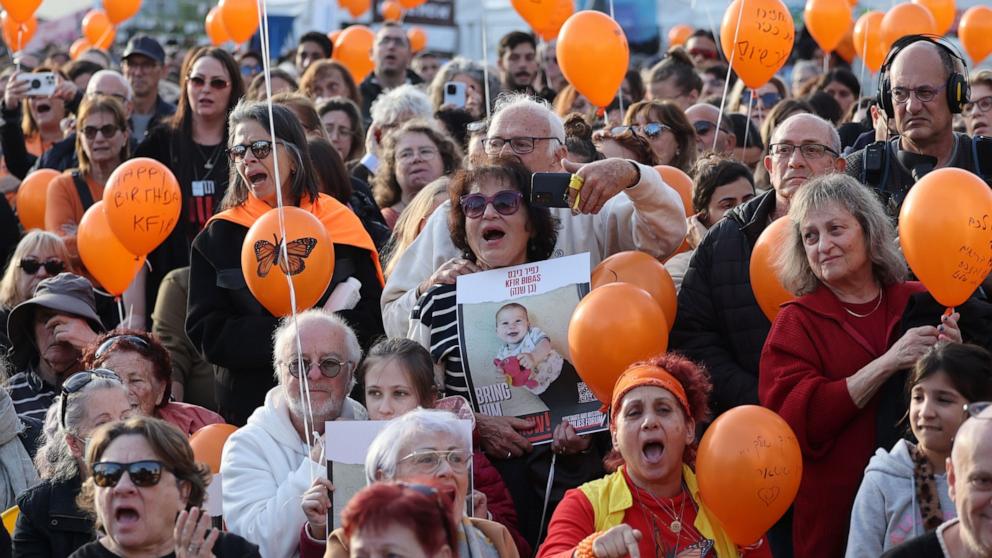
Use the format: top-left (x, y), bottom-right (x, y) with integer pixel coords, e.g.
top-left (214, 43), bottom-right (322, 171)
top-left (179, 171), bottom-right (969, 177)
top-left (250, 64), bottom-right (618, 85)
top-left (427, 57), bottom-right (501, 114)
top-left (86, 70), bottom-right (134, 101)
top-left (776, 173), bottom-right (906, 296)
top-left (271, 308), bottom-right (362, 391)
top-left (369, 84), bottom-right (433, 127)
top-left (364, 408), bottom-right (471, 483)
top-left (491, 92), bottom-right (566, 142)
top-left (770, 112), bottom-right (842, 154)
top-left (33, 378), bottom-right (127, 482)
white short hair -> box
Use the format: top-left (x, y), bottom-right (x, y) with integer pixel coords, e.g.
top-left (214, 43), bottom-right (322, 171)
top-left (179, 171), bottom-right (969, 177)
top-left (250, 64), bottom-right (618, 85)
top-left (271, 309), bottom-right (362, 390)
top-left (87, 70), bottom-right (134, 102)
top-left (369, 84), bottom-right (432, 126)
top-left (364, 408), bottom-right (471, 483)
top-left (491, 92), bottom-right (565, 142)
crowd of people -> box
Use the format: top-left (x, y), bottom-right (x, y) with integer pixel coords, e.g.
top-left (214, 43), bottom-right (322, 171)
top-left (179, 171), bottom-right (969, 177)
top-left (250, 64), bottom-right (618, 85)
top-left (0, 14), bottom-right (991, 558)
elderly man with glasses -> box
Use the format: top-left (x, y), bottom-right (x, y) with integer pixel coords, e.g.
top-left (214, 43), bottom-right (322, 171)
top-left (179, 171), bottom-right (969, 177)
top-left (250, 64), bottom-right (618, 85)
top-left (221, 308), bottom-right (367, 558)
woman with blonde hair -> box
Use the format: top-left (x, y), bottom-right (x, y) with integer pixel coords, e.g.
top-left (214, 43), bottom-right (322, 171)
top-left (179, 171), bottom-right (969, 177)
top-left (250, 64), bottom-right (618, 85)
top-left (623, 100), bottom-right (697, 173)
top-left (382, 177), bottom-right (450, 278)
top-left (299, 59), bottom-right (361, 107)
top-left (0, 231), bottom-right (73, 350)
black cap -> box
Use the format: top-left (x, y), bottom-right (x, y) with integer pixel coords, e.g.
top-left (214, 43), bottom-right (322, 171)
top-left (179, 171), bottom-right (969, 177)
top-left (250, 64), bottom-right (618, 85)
top-left (123, 35), bottom-right (165, 65)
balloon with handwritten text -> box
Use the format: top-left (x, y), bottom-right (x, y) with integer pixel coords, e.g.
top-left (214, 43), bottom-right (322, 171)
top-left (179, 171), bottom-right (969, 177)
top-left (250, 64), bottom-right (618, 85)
top-left (899, 168), bottom-right (992, 308)
top-left (696, 405), bottom-right (802, 546)
top-left (103, 158), bottom-right (181, 257)
top-left (720, 0), bottom-right (794, 89)
top-left (78, 201), bottom-right (146, 296)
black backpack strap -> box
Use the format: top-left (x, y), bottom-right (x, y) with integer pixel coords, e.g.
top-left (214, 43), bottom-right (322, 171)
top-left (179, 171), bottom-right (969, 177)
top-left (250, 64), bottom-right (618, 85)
top-left (70, 170), bottom-right (94, 211)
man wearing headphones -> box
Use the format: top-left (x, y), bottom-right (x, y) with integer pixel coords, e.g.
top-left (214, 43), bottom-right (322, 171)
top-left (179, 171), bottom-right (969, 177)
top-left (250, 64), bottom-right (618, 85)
top-left (845, 35), bottom-right (992, 217)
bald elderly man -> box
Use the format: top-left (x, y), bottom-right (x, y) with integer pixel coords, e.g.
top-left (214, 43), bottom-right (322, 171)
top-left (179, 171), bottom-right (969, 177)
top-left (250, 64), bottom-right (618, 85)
top-left (685, 103), bottom-right (736, 156)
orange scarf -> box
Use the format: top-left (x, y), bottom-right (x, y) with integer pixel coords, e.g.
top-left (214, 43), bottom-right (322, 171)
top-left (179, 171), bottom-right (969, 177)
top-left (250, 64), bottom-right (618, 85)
top-left (210, 192), bottom-right (383, 286)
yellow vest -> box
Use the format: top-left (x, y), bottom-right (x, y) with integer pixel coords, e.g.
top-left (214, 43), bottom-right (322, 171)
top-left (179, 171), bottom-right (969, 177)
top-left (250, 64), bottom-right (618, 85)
top-left (578, 465), bottom-right (739, 557)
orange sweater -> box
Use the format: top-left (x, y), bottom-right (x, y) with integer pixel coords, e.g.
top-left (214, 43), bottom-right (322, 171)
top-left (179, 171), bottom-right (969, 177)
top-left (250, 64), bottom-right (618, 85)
top-left (45, 171), bottom-right (103, 262)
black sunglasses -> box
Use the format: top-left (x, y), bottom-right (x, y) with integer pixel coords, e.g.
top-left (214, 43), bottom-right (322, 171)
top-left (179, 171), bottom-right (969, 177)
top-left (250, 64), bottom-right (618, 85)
top-left (82, 124), bottom-right (120, 140)
top-left (692, 120), bottom-right (731, 136)
top-left (187, 75), bottom-right (230, 90)
top-left (94, 334), bottom-right (152, 359)
top-left (92, 460), bottom-right (167, 488)
top-left (227, 139), bottom-right (278, 162)
top-left (60, 369), bottom-right (122, 428)
top-left (19, 258), bottom-right (64, 275)
top-left (459, 191), bottom-right (523, 219)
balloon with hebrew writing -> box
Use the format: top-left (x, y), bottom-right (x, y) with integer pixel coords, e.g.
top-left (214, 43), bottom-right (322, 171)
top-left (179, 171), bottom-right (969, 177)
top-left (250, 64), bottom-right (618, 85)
top-left (103, 158), bottom-right (181, 257)
top-left (78, 201), bottom-right (146, 296)
top-left (899, 168), bottom-right (992, 308)
top-left (696, 405), bottom-right (802, 546)
top-left (720, 0), bottom-right (794, 89)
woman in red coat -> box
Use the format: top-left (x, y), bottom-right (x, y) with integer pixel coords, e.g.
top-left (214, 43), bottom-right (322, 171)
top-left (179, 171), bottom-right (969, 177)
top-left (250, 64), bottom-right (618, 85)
top-left (759, 173), bottom-right (961, 558)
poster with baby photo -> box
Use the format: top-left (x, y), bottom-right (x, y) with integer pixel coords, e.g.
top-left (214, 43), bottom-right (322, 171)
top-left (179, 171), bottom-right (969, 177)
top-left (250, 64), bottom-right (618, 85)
top-left (456, 253), bottom-right (607, 444)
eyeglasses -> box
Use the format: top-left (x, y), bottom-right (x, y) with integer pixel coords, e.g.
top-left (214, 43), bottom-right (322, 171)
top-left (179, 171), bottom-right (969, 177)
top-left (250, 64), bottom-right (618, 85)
top-left (688, 48), bottom-right (719, 60)
top-left (92, 460), bottom-right (167, 488)
top-left (397, 146), bottom-right (438, 163)
top-left (612, 123), bottom-right (667, 139)
top-left (19, 258), bottom-right (64, 275)
top-left (284, 357), bottom-right (353, 379)
top-left (398, 449), bottom-right (471, 473)
top-left (467, 120), bottom-right (488, 135)
top-left (693, 120), bottom-right (731, 137)
top-left (891, 86), bottom-right (940, 105)
top-left (482, 136), bottom-right (561, 155)
top-left (94, 334), bottom-right (151, 359)
top-left (768, 143), bottom-right (839, 160)
top-left (963, 95), bottom-right (992, 114)
top-left (187, 75), bottom-right (230, 90)
top-left (324, 124), bottom-right (355, 138)
top-left (966, 402), bottom-right (992, 419)
top-left (459, 190), bottom-right (523, 219)
top-left (60, 369), bottom-right (122, 428)
top-left (227, 140), bottom-right (279, 162)
top-left (82, 124), bottom-right (120, 140)
top-left (741, 91), bottom-right (782, 109)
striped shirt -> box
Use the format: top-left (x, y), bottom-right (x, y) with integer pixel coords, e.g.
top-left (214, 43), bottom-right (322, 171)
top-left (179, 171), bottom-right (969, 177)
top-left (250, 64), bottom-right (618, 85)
top-left (410, 284), bottom-right (472, 400)
top-left (5, 371), bottom-right (56, 422)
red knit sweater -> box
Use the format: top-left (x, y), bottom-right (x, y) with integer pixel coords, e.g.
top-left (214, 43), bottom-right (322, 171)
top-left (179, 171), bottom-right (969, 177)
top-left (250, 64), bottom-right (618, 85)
top-left (759, 281), bottom-right (925, 558)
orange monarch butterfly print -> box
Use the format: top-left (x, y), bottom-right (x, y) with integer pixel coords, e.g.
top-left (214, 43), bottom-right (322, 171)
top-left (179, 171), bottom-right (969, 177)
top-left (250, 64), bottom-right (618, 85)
top-left (254, 234), bottom-right (318, 277)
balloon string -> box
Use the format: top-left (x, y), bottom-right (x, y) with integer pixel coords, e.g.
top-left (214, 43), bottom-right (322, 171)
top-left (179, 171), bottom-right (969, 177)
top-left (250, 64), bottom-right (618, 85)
top-left (714, 0), bottom-right (745, 152)
top-left (256, 0), bottom-right (317, 481)
top-left (744, 90), bottom-right (754, 148)
top-left (95, 25), bottom-right (113, 50)
top-left (858, 20), bottom-right (869, 96)
top-left (481, 5), bottom-right (491, 121)
top-left (116, 297), bottom-right (125, 326)
top-left (608, 0), bottom-right (624, 120)
top-left (822, 51), bottom-right (829, 74)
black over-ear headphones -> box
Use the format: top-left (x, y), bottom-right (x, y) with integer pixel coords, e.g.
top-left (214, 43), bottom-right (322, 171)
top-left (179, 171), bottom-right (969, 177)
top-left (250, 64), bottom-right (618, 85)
top-left (876, 34), bottom-right (971, 118)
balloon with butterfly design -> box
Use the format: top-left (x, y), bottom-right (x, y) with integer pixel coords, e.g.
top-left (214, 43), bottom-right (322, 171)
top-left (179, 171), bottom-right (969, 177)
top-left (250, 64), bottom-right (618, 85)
top-left (241, 207), bottom-right (334, 316)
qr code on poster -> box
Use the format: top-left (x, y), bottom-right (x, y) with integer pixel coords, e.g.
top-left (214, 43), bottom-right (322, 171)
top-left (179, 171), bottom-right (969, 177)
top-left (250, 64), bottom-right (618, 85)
top-left (576, 382), bottom-right (596, 404)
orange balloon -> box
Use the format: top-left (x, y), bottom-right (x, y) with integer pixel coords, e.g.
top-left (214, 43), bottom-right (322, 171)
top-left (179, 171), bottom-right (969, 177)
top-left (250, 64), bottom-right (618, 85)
top-left (750, 217), bottom-right (795, 322)
top-left (205, 7), bottom-right (230, 46)
top-left (959, 7), bottom-right (992, 66)
top-left (77, 201), bottom-right (146, 296)
top-left (512, 0), bottom-right (557, 30)
top-left (697, 405), bottom-right (803, 546)
top-left (910, 0), bottom-right (954, 36)
top-left (397, 0), bottom-right (426, 8)
top-left (899, 168), bottom-right (992, 308)
top-left (189, 423), bottom-right (238, 474)
top-left (219, 0), bottom-right (259, 44)
top-left (407, 27), bottom-right (426, 53)
top-left (69, 38), bottom-right (91, 60)
top-left (15, 169), bottom-right (57, 230)
top-left (853, 11), bottom-right (886, 72)
top-left (81, 10), bottom-right (114, 50)
top-left (380, 0), bottom-right (402, 21)
top-left (881, 3), bottom-right (936, 52)
top-left (557, 11), bottom-right (629, 108)
top-left (655, 165), bottom-right (693, 218)
top-left (333, 26), bottom-right (375, 83)
top-left (102, 158), bottom-right (182, 257)
top-left (568, 283), bottom-right (669, 405)
top-left (328, 30), bottom-right (342, 45)
top-left (532, 0), bottom-right (573, 41)
top-left (104, 0), bottom-right (141, 24)
top-left (591, 251), bottom-right (677, 329)
top-left (803, 0), bottom-right (852, 53)
top-left (834, 23), bottom-right (856, 64)
top-left (2, 12), bottom-right (35, 51)
top-left (346, 0), bottom-right (371, 18)
top-left (721, 0), bottom-right (794, 89)
top-left (0, 0), bottom-right (40, 24)
top-left (241, 207), bottom-right (335, 317)
top-left (668, 24), bottom-right (693, 47)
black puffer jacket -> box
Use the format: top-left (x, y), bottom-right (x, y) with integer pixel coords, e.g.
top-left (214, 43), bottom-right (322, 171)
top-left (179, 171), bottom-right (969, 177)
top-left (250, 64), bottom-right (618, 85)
top-left (13, 474), bottom-right (94, 558)
top-left (670, 190), bottom-right (777, 417)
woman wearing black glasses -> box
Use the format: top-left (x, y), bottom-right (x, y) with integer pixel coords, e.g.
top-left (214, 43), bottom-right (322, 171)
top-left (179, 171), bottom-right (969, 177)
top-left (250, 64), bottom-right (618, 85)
top-left (12, 369), bottom-right (131, 558)
top-left (133, 46), bottom-right (244, 325)
top-left (71, 416), bottom-right (259, 558)
top-left (187, 101), bottom-right (383, 425)
top-left (0, 230), bottom-right (71, 351)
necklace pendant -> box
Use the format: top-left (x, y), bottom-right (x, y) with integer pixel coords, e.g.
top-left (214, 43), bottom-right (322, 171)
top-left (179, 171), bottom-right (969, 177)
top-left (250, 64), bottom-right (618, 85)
top-left (670, 520), bottom-right (682, 533)
top-left (204, 162), bottom-right (214, 171)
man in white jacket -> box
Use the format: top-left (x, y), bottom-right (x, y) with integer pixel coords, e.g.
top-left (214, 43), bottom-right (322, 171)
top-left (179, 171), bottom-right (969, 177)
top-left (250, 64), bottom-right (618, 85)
top-left (220, 309), bottom-right (367, 558)
top-left (381, 93), bottom-right (688, 339)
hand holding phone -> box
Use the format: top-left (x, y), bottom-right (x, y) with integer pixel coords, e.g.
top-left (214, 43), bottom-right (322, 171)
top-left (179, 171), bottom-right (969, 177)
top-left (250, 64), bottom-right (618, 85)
top-left (16, 72), bottom-right (57, 98)
top-left (443, 81), bottom-right (467, 109)
top-left (531, 172), bottom-right (572, 208)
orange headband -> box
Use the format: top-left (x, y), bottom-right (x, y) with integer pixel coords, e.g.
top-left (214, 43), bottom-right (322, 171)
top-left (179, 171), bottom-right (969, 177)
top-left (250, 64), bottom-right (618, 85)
top-left (609, 364), bottom-right (690, 421)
